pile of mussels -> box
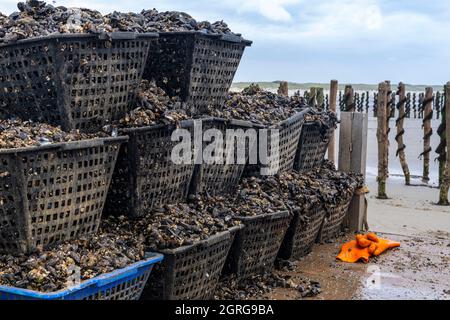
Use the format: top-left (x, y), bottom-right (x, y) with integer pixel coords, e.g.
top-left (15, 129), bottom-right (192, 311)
top-left (116, 80), bottom-right (189, 128)
top-left (0, 119), bottom-right (107, 149)
top-left (206, 84), bottom-right (309, 126)
top-left (0, 0), bottom-right (238, 44)
top-left (0, 232), bottom-right (145, 292)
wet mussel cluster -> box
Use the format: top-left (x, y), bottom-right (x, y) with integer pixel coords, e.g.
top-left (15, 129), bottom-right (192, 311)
top-left (206, 84), bottom-right (308, 126)
top-left (0, 119), bottom-right (107, 149)
top-left (115, 80), bottom-right (189, 128)
top-left (0, 232), bottom-right (145, 292)
top-left (0, 0), bottom-right (238, 43)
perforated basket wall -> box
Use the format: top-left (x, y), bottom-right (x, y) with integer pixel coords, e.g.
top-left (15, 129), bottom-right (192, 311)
top-left (142, 227), bottom-right (238, 300)
top-left (294, 121), bottom-right (334, 172)
top-left (105, 121), bottom-right (195, 218)
top-left (0, 33), bottom-right (157, 132)
top-left (0, 137), bottom-right (126, 254)
top-left (223, 211), bottom-right (291, 280)
top-left (278, 204), bottom-right (326, 260)
top-left (189, 118), bottom-right (254, 196)
top-left (243, 110), bottom-right (307, 177)
top-left (143, 32), bottom-right (252, 115)
top-left (0, 254), bottom-right (163, 300)
top-left (319, 193), bottom-right (354, 242)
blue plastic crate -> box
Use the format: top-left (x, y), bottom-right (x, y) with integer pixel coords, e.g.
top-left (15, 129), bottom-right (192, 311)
top-left (0, 253), bottom-right (163, 300)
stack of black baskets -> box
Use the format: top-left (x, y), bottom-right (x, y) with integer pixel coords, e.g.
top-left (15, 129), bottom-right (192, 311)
top-left (0, 27), bottom-right (350, 301)
top-left (0, 32), bottom-right (167, 299)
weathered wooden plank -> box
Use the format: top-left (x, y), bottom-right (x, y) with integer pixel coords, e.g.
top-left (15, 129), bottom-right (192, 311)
top-left (328, 80), bottom-right (338, 164)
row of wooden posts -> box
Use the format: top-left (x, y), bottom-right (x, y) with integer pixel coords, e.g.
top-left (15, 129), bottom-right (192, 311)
top-left (280, 83), bottom-right (446, 120)
top-left (375, 81), bottom-right (450, 206)
top-left (277, 80), bottom-right (450, 206)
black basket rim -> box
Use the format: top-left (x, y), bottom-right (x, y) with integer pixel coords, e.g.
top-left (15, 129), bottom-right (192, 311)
top-left (199, 117), bottom-right (254, 129)
top-left (118, 119), bottom-right (195, 134)
top-left (156, 225), bottom-right (242, 256)
top-left (0, 32), bottom-right (158, 48)
top-left (0, 136), bottom-right (128, 155)
top-left (249, 108), bottom-right (310, 129)
top-left (157, 31), bottom-right (252, 46)
top-left (236, 210), bottom-right (290, 222)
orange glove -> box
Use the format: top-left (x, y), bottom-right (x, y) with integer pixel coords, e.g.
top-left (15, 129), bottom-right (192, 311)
top-left (337, 233), bottom-right (400, 263)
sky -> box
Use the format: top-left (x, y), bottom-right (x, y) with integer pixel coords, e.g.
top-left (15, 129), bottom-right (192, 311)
top-left (0, 0), bottom-right (449, 85)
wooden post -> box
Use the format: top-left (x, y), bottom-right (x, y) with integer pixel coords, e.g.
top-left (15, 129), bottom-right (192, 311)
top-left (277, 81), bottom-right (288, 97)
top-left (344, 85), bottom-right (355, 112)
top-left (413, 92), bottom-right (417, 118)
top-left (339, 112), bottom-right (368, 231)
top-left (373, 93), bottom-right (378, 117)
top-left (328, 80), bottom-right (338, 164)
top-left (385, 81), bottom-right (392, 177)
top-left (316, 87), bottom-right (325, 110)
top-left (359, 92), bottom-right (364, 113)
top-left (418, 93), bottom-right (424, 119)
top-left (377, 82), bottom-right (388, 199)
top-left (435, 91), bottom-right (441, 120)
top-left (421, 87), bottom-right (433, 183)
top-left (395, 83), bottom-right (411, 185)
top-left (406, 92), bottom-right (411, 118)
top-left (438, 82), bottom-right (450, 205)
top-left (308, 87), bottom-right (317, 108)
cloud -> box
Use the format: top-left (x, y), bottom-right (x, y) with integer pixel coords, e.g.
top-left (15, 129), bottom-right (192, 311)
top-left (237, 0), bottom-right (302, 22)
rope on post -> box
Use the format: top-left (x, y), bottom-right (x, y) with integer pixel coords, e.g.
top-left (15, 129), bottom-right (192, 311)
top-left (406, 92), bottom-right (411, 118)
top-left (373, 92), bottom-right (378, 117)
top-left (418, 93), bottom-right (424, 119)
top-left (435, 91), bottom-right (441, 120)
top-left (413, 92), bottom-right (417, 118)
top-left (365, 91), bottom-right (370, 114)
top-left (395, 83), bottom-right (411, 185)
top-left (419, 88), bottom-right (434, 183)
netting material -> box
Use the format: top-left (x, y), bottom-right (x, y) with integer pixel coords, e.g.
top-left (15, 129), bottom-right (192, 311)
top-left (143, 32), bottom-right (251, 115)
top-left (0, 137), bottom-right (126, 253)
top-left (142, 227), bottom-right (238, 300)
top-left (0, 33), bottom-right (156, 132)
top-left (223, 212), bottom-right (291, 280)
top-left (189, 118), bottom-right (254, 196)
top-left (105, 121), bottom-right (195, 218)
top-left (294, 122), bottom-right (334, 171)
top-left (243, 110), bottom-right (307, 177)
top-left (278, 205), bottom-right (326, 260)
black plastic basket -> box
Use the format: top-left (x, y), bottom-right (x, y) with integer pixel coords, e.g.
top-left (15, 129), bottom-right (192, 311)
top-left (142, 226), bottom-right (240, 300)
top-left (105, 120), bottom-right (195, 218)
top-left (243, 110), bottom-right (308, 177)
top-left (189, 118), bottom-right (254, 196)
top-left (278, 203), bottom-right (326, 260)
top-left (0, 137), bottom-right (127, 254)
top-left (223, 211), bottom-right (291, 280)
top-left (294, 121), bottom-right (334, 172)
top-left (319, 193), bottom-right (354, 242)
top-left (0, 32), bottom-right (157, 132)
top-left (143, 32), bottom-right (252, 115)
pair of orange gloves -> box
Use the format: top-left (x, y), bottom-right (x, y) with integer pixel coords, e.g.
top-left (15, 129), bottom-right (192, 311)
top-left (337, 233), bottom-right (400, 263)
